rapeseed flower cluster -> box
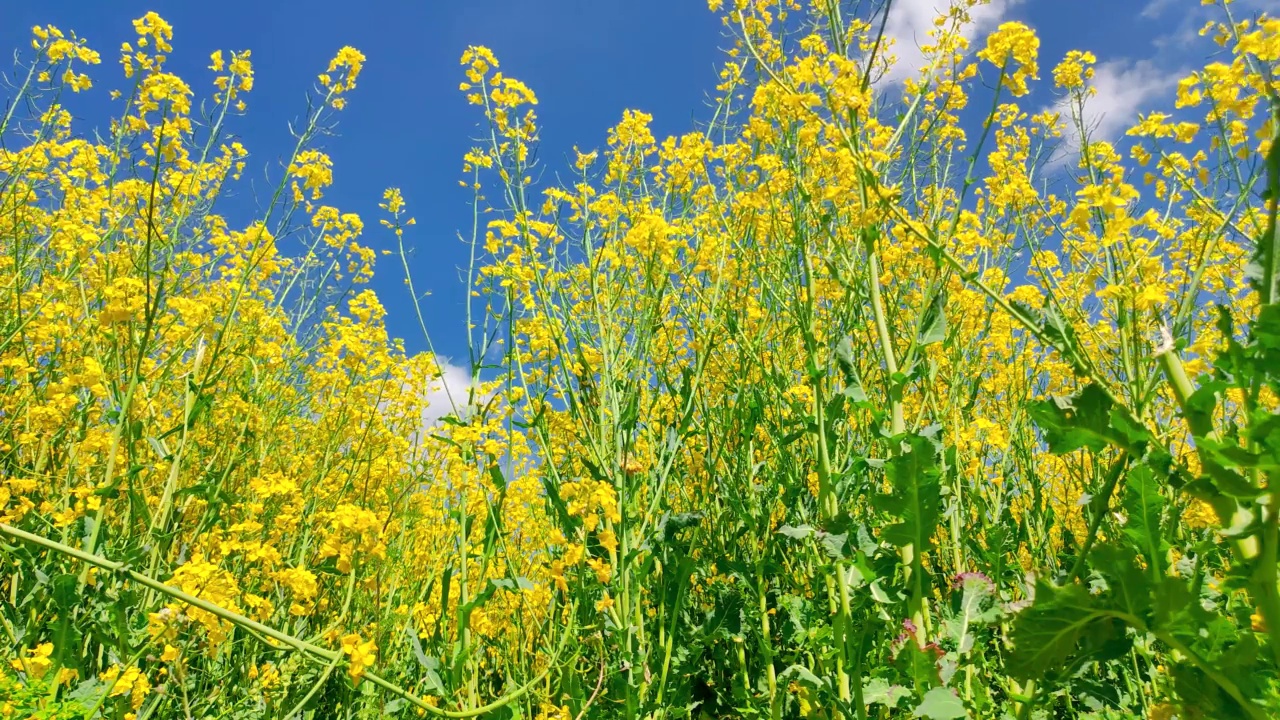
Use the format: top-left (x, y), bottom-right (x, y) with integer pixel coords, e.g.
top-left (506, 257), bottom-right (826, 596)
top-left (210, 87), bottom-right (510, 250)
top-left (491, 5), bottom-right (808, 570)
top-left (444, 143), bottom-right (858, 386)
top-left (3, 2), bottom-right (1279, 718)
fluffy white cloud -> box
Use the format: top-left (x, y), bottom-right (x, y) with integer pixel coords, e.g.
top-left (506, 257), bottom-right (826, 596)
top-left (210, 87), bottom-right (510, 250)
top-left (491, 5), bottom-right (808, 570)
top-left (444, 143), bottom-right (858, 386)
top-left (1046, 58), bottom-right (1175, 165)
top-left (421, 358), bottom-right (476, 425)
top-left (880, 0), bottom-right (1020, 83)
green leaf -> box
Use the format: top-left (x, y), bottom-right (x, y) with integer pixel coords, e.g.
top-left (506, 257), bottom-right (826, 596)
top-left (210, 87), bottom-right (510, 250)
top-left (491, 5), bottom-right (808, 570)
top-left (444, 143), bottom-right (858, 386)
top-left (51, 573), bottom-right (78, 609)
top-left (894, 641), bottom-right (944, 690)
top-left (1121, 465), bottom-right (1169, 577)
top-left (871, 434), bottom-right (941, 554)
top-left (870, 578), bottom-right (898, 604)
top-left (1027, 384), bottom-right (1115, 454)
top-left (459, 580), bottom-right (500, 616)
top-left (406, 626), bottom-right (435, 671)
top-left (1008, 581), bottom-right (1120, 680)
top-left (1088, 543), bottom-right (1153, 622)
top-left (917, 291), bottom-right (948, 346)
top-left (835, 337), bottom-right (858, 379)
top-left (1171, 662), bottom-right (1231, 719)
top-left (862, 679), bottom-right (910, 709)
top-left (777, 664), bottom-right (824, 689)
top-left (487, 465), bottom-right (507, 491)
top-left (490, 577), bottom-right (533, 591)
top-left (311, 556), bottom-right (345, 575)
top-left (657, 512), bottom-right (702, 545)
top-left (913, 687), bottom-right (968, 719)
top-left (817, 530), bottom-right (848, 559)
top-left (777, 524), bottom-right (814, 540)
top-left (953, 573), bottom-right (999, 653)
top-left (1011, 301), bottom-right (1087, 375)
top-left (67, 679), bottom-right (105, 704)
top-left (842, 382), bottom-right (869, 404)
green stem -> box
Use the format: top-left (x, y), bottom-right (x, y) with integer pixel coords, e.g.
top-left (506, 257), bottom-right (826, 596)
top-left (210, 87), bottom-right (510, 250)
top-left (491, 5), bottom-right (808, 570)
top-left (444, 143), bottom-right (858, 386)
top-left (0, 523), bottom-right (574, 719)
top-left (1068, 457), bottom-right (1129, 582)
top-left (867, 241), bottom-right (929, 646)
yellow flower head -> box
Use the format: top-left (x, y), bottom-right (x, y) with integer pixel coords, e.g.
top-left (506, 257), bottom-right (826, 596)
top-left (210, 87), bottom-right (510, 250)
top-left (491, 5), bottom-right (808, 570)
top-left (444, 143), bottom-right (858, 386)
top-left (1052, 49), bottom-right (1095, 90)
top-left (340, 633), bottom-right (378, 679)
top-left (978, 22), bottom-right (1040, 97)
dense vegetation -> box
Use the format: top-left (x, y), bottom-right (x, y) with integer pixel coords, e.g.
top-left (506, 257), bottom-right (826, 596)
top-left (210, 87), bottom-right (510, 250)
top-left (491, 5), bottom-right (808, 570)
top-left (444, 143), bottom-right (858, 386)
top-left (2, 1), bottom-right (1279, 718)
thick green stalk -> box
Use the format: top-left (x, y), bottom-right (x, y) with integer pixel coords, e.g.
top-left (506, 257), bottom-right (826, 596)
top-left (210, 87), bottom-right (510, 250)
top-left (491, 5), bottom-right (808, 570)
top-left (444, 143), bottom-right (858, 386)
top-left (757, 563), bottom-right (780, 720)
top-left (866, 246), bottom-right (928, 645)
top-left (1155, 342), bottom-right (1259, 560)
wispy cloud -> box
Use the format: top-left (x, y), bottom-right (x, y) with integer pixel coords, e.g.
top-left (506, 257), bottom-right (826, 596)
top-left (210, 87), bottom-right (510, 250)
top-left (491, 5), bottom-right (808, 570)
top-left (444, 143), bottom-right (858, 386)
top-left (881, 0), bottom-right (1020, 82)
top-left (1139, 0), bottom-right (1176, 20)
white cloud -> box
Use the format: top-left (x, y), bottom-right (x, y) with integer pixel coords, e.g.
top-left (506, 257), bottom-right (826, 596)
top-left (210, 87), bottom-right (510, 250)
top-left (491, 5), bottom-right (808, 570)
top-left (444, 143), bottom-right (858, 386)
top-left (881, 0), bottom-right (1020, 83)
top-left (421, 358), bottom-right (476, 425)
top-left (1045, 59), bottom-right (1175, 165)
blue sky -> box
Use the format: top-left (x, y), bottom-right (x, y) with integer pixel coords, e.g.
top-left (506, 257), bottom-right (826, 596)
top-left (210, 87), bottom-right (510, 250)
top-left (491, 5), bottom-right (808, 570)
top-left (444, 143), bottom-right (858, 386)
top-left (1, 0), bottom-right (1254, 370)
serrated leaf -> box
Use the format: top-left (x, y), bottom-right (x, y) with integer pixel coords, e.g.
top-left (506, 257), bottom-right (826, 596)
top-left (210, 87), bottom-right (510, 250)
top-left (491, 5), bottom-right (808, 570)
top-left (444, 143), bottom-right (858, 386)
top-left (895, 641), bottom-right (944, 690)
top-left (954, 573), bottom-right (998, 653)
top-left (1088, 544), bottom-right (1153, 624)
top-left (657, 511), bottom-right (702, 544)
top-left (51, 574), bottom-right (78, 610)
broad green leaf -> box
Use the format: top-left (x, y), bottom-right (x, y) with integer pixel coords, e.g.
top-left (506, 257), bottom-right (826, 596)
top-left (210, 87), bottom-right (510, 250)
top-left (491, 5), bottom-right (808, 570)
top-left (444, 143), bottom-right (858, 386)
top-left (894, 641), bottom-right (944, 690)
top-left (67, 679), bottom-right (105, 704)
top-left (913, 687), bottom-right (967, 719)
top-left (51, 573), bottom-right (78, 609)
top-left (657, 511), bottom-right (702, 544)
top-left (1088, 543), bottom-right (1152, 624)
top-left (862, 678), bottom-right (910, 708)
top-left (1009, 581), bottom-right (1120, 680)
top-left (1010, 301), bottom-right (1087, 376)
top-left (1027, 384), bottom-right (1116, 454)
top-left (818, 530), bottom-right (848, 559)
top-left (872, 434), bottom-right (941, 554)
top-left (1121, 465), bottom-right (1169, 577)
top-left (952, 573), bottom-right (999, 653)
top-left (1171, 662), bottom-right (1231, 719)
